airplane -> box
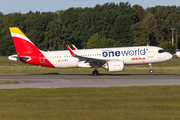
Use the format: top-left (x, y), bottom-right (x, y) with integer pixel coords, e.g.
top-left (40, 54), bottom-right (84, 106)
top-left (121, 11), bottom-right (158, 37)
top-left (8, 27), bottom-right (173, 75)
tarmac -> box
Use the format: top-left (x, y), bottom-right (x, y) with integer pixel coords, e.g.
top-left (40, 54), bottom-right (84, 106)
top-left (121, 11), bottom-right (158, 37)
top-left (0, 74), bottom-right (180, 89)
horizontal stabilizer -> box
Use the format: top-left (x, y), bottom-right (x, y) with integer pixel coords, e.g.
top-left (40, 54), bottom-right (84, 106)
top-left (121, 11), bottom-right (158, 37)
top-left (8, 55), bottom-right (31, 62)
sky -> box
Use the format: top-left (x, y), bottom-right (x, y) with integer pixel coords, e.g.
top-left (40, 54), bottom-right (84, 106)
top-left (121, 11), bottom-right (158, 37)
top-left (0, 0), bottom-right (180, 15)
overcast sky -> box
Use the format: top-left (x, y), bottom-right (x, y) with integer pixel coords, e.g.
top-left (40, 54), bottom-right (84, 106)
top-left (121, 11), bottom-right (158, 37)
top-left (1, 0), bottom-right (180, 15)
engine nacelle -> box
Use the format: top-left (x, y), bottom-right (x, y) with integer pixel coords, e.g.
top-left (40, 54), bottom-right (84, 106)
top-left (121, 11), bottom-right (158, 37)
top-left (103, 61), bottom-right (124, 72)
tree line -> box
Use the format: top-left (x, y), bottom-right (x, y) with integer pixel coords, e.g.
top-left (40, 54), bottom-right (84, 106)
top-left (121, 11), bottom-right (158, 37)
top-left (0, 2), bottom-right (180, 56)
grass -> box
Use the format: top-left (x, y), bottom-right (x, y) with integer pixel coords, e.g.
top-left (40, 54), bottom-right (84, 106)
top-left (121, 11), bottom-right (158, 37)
top-left (0, 86), bottom-right (180, 120)
top-left (0, 80), bottom-right (18, 84)
top-left (1, 56), bottom-right (180, 119)
top-left (0, 56), bottom-right (180, 74)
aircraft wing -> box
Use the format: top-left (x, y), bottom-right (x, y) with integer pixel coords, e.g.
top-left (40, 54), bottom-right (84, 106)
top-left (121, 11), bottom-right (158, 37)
top-left (72, 44), bottom-right (78, 50)
top-left (72, 54), bottom-right (107, 64)
top-left (66, 45), bottom-right (107, 66)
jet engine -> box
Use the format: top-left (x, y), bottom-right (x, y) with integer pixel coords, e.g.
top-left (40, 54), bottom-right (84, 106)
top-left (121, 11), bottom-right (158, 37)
top-left (103, 61), bottom-right (124, 72)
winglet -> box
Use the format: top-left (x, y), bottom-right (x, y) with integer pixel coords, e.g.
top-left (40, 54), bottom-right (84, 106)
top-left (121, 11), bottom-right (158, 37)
top-left (66, 45), bottom-right (75, 55)
top-left (72, 44), bottom-right (78, 50)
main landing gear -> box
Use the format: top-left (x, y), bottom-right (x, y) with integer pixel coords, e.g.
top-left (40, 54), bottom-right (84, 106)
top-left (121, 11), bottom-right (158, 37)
top-left (92, 69), bottom-right (99, 75)
top-left (149, 63), bottom-right (153, 74)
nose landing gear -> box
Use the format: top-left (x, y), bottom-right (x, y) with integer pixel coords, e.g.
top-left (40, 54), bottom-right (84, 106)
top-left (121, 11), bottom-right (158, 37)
top-left (149, 63), bottom-right (153, 74)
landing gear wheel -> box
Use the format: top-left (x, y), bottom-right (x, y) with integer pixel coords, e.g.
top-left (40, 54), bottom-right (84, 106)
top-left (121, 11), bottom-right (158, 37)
top-left (149, 69), bottom-right (153, 74)
top-left (149, 63), bottom-right (153, 74)
top-left (92, 70), bottom-right (98, 76)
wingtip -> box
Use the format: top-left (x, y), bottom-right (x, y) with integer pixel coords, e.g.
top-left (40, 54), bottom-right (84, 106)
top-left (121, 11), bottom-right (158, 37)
top-left (66, 45), bottom-right (69, 48)
top-left (66, 45), bottom-right (75, 55)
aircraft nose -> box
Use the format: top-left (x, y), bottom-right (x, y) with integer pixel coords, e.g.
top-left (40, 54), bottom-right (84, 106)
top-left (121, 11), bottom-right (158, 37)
top-left (167, 53), bottom-right (173, 60)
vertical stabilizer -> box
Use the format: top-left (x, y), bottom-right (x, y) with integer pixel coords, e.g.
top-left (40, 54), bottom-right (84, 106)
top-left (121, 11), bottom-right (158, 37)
top-left (9, 27), bottom-right (54, 68)
top-left (9, 27), bottom-right (39, 56)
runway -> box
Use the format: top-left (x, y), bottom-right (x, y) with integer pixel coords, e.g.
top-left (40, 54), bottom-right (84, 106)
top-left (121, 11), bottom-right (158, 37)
top-left (0, 74), bottom-right (180, 89)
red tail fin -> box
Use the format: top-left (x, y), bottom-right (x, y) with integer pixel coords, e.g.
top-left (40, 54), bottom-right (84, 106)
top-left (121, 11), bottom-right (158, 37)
top-left (9, 27), bottom-right (39, 56)
top-left (9, 27), bottom-right (54, 68)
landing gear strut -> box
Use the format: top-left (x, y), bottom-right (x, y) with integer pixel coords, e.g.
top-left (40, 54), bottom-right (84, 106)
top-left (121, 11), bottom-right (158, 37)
top-left (92, 69), bottom-right (99, 75)
top-left (149, 63), bottom-right (153, 74)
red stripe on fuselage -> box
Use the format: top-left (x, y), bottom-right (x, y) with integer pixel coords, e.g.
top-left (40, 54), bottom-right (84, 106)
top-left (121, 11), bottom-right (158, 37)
top-left (12, 37), bottom-right (54, 68)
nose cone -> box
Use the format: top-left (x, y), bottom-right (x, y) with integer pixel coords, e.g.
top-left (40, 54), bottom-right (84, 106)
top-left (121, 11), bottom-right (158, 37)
top-left (157, 52), bottom-right (173, 62)
top-left (166, 53), bottom-right (173, 61)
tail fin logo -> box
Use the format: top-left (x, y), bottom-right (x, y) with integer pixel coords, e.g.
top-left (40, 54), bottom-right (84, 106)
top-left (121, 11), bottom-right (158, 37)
top-left (9, 27), bottom-right (55, 68)
top-left (10, 27), bottom-right (34, 45)
top-left (9, 27), bottom-right (39, 56)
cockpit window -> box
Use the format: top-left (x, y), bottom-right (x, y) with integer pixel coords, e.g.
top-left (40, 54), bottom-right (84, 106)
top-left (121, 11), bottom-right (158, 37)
top-left (158, 49), bottom-right (166, 53)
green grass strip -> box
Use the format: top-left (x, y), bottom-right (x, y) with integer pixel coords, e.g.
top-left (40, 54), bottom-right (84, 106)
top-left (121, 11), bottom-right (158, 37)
top-left (0, 80), bottom-right (18, 84)
top-left (0, 86), bottom-right (180, 120)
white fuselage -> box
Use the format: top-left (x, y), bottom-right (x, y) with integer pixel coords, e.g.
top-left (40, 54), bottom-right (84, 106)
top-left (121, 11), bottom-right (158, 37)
top-left (42, 46), bottom-right (172, 68)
